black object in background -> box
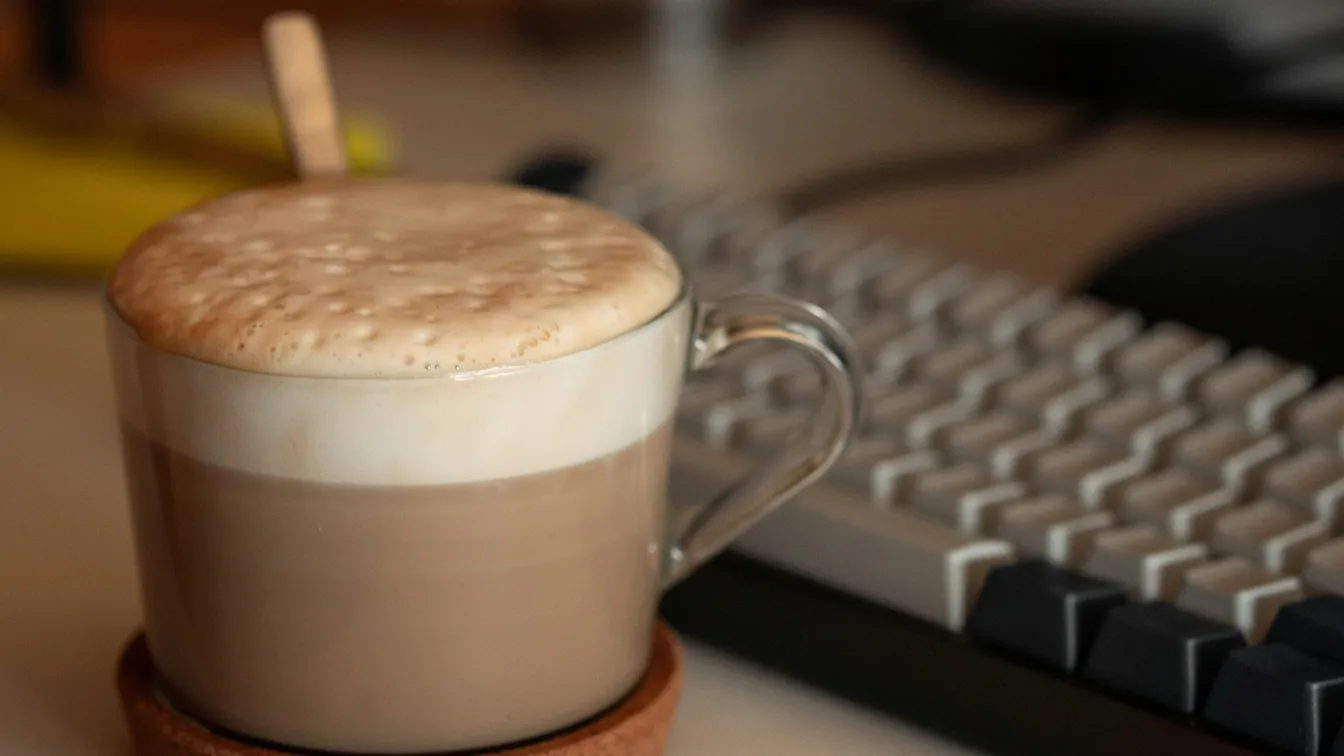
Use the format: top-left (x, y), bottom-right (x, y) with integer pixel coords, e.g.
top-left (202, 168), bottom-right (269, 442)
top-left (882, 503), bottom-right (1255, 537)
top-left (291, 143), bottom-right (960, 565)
top-left (852, 0), bottom-right (1344, 127)
top-left (1080, 178), bottom-right (1344, 382)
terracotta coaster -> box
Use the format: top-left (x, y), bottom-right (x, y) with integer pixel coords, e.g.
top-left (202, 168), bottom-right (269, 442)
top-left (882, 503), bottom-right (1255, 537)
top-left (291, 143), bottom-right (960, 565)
top-left (116, 623), bottom-right (683, 756)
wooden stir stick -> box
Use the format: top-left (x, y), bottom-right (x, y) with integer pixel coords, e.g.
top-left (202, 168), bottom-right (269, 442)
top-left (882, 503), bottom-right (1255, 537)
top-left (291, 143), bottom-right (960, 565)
top-left (263, 11), bottom-right (349, 178)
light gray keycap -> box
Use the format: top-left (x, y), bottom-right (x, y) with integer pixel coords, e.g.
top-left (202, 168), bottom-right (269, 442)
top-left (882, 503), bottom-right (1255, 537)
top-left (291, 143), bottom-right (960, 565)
top-left (1119, 469), bottom-right (1237, 542)
top-left (957, 351), bottom-right (1031, 408)
top-left (911, 464), bottom-right (1027, 534)
top-left (906, 399), bottom-right (978, 449)
top-left (1032, 438), bottom-right (1145, 509)
top-left (947, 275), bottom-right (1030, 333)
top-left (943, 410), bottom-right (1038, 465)
top-left (1082, 391), bottom-right (1200, 461)
top-left (1210, 499), bottom-right (1330, 574)
top-left (868, 384), bottom-right (955, 429)
top-left (862, 253), bottom-right (948, 307)
top-left (784, 230), bottom-right (873, 290)
top-left (699, 393), bottom-right (775, 447)
top-left (1303, 539), bottom-right (1344, 595)
top-left (907, 264), bottom-right (977, 322)
top-left (828, 434), bottom-right (919, 500)
top-left (994, 494), bottom-right (1115, 568)
top-left (1262, 447), bottom-right (1344, 524)
top-left (1083, 524), bottom-right (1209, 600)
top-left (1027, 299), bottom-right (1142, 371)
top-left (873, 322), bottom-right (946, 381)
top-left (907, 336), bottom-right (996, 388)
top-left (736, 351), bottom-right (809, 398)
top-left (1197, 349), bottom-right (1313, 432)
top-left (990, 428), bottom-right (1059, 480)
top-left (1176, 557), bottom-right (1304, 642)
top-left (870, 450), bottom-right (944, 505)
top-left (1111, 323), bottom-right (1227, 401)
top-left (1289, 379), bottom-right (1344, 451)
top-left (1171, 417), bottom-right (1289, 495)
top-left (711, 462), bottom-right (1016, 631)
top-left (987, 290), bottom-right (1059, 348)
top-left (749, 218), bottom-right (817, 274)
top-left (825, 240), bottom-right (904, 302)
top-left (993, 362), bottom-right (1111, 432)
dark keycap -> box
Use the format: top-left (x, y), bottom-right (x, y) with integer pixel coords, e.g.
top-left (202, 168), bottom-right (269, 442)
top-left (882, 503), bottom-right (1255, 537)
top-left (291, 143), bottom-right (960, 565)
top-left (1082, 602), bottom-right (1244, 713)
top-left (966, 559), bottom-right (1127, 671)
top-left (1202, 642), bottom-right (1344, 756)
top-left (507, 150), bottom-right (597, 196)
top-left (1267, 596), bottom-right (1344, 666)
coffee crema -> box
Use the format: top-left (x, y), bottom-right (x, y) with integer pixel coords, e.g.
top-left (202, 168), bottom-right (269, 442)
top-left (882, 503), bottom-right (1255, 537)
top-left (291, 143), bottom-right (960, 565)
top-left (105, 179), bottom-right (692, 752)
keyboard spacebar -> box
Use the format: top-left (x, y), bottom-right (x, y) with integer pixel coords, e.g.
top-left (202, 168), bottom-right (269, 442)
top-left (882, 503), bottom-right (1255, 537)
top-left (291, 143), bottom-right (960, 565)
top-left (672, 440), bottom-right (1017, 631)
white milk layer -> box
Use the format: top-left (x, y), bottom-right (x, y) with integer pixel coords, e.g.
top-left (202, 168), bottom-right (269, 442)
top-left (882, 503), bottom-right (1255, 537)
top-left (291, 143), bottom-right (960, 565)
top-left (109, 301), bottom-right (691, 486)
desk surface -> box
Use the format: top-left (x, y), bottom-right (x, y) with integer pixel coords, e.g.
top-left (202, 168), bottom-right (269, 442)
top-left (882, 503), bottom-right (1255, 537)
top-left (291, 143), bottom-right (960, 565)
top-left (3, 8), bottom-right (1343, 755)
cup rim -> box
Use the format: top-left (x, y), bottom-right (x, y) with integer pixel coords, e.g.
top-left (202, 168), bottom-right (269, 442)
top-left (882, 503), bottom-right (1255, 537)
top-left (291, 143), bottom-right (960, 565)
top-left (101, 276), bottom-right (694, 383)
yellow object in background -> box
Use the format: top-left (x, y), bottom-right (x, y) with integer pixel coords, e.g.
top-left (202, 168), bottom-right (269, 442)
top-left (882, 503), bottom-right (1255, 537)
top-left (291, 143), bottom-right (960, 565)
top-left (0, 96), bottom-right (397, 278)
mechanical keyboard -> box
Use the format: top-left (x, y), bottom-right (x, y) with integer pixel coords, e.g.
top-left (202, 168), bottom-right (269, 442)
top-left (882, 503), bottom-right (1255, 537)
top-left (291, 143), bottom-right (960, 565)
top-left (578, 172), bottom-right (1344, 756)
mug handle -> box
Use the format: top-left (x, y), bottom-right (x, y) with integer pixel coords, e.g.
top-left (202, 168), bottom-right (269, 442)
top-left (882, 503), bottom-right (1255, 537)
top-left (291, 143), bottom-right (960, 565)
top-left (662, 292), bottom-right (864, 587)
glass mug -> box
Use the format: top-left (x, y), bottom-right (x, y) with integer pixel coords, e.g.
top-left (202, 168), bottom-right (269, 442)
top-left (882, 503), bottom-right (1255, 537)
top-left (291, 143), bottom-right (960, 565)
top-left (106, 193), bottom-right (862, 754)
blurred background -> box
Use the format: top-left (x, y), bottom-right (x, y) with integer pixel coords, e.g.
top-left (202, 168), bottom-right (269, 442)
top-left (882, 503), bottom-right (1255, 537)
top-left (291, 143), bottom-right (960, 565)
top-left (2, 0), bottom-right (1342, 291)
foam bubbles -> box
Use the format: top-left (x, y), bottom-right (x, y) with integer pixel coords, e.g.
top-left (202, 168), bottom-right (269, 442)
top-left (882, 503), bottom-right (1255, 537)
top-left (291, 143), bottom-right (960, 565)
top-left (107, 179), bottom-right (682, 378)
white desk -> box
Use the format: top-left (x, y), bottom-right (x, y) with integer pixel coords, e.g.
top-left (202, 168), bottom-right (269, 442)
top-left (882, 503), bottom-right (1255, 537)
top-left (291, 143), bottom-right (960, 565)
top-left (2, 8), bottom-right (1340, 755)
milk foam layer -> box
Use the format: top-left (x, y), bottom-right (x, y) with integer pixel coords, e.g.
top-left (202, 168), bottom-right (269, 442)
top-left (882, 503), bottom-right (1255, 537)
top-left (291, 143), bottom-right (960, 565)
top-left (109, 299), bottom-right (691, 485)
top-left (107, 178), bottom-right (682, 378)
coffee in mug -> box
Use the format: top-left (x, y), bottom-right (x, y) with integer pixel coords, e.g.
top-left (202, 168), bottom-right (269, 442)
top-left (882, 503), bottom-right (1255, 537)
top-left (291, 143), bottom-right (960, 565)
top-left (105, 178), bottom-right (860, 753)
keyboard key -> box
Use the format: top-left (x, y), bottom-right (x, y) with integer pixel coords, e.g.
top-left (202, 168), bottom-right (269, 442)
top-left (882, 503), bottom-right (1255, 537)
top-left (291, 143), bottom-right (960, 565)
top-left (994, 495), bottom-right (1116, 568)
top-left (906, 336), bottom-right (996, 388)
top-left (1027, 299), bottom-right (1141, 371)
top-left (1172, 417), bottom-right (1290, 495)
top-left (1202, 642), bottom-right (1344, 756)
top-left (869, 450), bottom-right (943, 505)
top-left (989, 428), bottom-right (1058, 480)
top-left (995, 363), bottom-right (1111, 434)
top-left (1083, 524), bottom-right (1208, 601)
top-left (1118, 469), bottom-right (1237, 542)
top-left (1291, 380), bottom-right (1344, 452)
top-left (698, 393), bottom-right (775, 447)
top-left (1210, 500), bottom-right (1330, 574)
top-left (911, 464), bottom-right (1027, 534)
top-left (1197, 349), bottom-right (1314, 432)
top-left (1081, 391), bottom-right (1200, 461)
top-left (1031, 438), bottom-right (1145, 509)
top-left (1176, 556), bottom-right (1304, 642)
top-left (823, 240), bottom-right (904, 302)
top-left (906, 399), bottom-right (978, 449)
top-left (943, 410), bottom-right (1038, 466)
top-left (906, 264), bottom-right (977, 321)
top-left (1083, 602), bottom-right (1243, 714)
top-left (729, 488), bottom-right (1016, 630)
top-left (866, 384), bottom-right (954, 429)
top-left (872, 322), bottom-right (945, 381)
top-left (957, 351), bottom-right (1031, 409)
top-left (946, 275), bottom-right (1030, 333)
top-left (986, 290), bottom-right (1058, 348)
top-left (1305, 541), bottom-right (1344, 597)
top-left (1111, 322), bottom-right (1228, 401)
top-left (1266, 596), bottom-right (1344, 667)
top-left (966, 560), bottom-right (1127, 672)
top-left (1264, 448), bottom-right (1344, 524)
top-left (861, 252), bottom-right (948, 307)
